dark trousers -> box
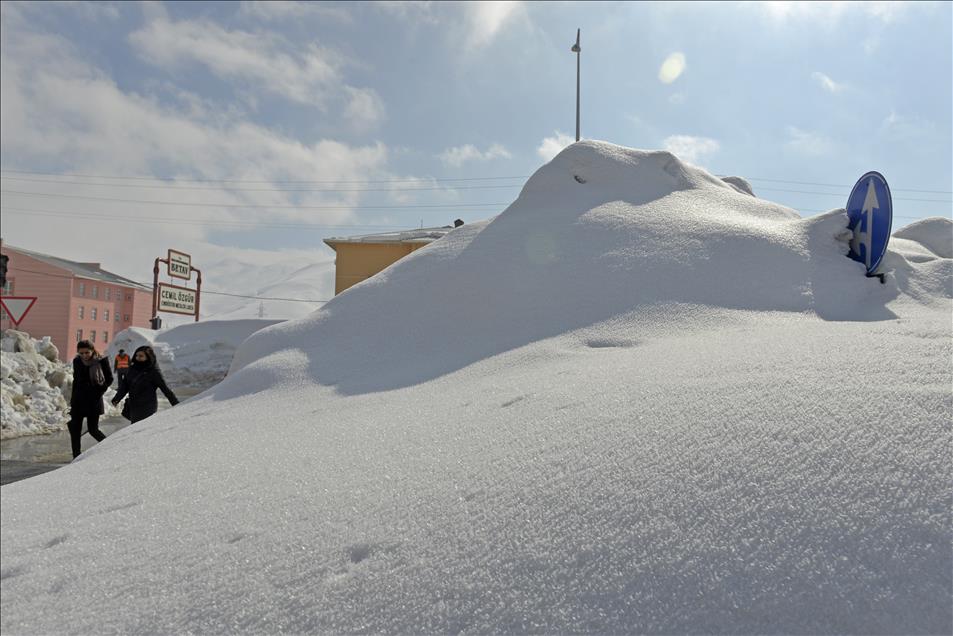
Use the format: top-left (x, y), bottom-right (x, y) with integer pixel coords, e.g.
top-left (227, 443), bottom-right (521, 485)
top-left (67, 413), bottom-right (106, 458)
top-left (116, 369), bottom-right (128, 385)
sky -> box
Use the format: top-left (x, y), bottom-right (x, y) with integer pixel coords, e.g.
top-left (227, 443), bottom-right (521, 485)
top-left (2, 141), bottom-right (950, 633)
top-left (1, 1), bottom-right (951, 307)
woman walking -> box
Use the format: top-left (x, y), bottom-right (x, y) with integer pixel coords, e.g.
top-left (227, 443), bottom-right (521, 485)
top-left (111, 345), bottom-right (179, 423)
top-left (68, 340), bottom-right (113, 458)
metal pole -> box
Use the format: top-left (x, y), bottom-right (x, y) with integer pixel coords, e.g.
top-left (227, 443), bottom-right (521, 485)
top-left (193, 267), bottom-right (202, 322)
top-left (152, 257), bottom-right (160, 319)
top-left (572, 29), bottom-right (581, 142)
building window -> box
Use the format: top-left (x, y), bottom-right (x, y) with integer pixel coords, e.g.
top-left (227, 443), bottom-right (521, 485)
top-left (124, 314), bottom-right (130, 322)
top-left (92, 285), bottom-right (98, 298)
top-left (91, 307), bottom-right (98, 320)
top-left (78, 306), bottom-right (85, 319)
top-left (105, 288), bottom-right (111, 301)
top-left (78, 282), bottom-right (86, 296)
top-left (104, 309), bottom-right (110, 322)
top-left (103, 331), bottom-right (109, 343)
top-left (115, 311), bottom-right (120, 323)
top-left (126, 294), bottom-right (132, 301)
top-left (76, 330), bottom-right (83, 342)
top-left (90, 330), bottom-right (96, 343)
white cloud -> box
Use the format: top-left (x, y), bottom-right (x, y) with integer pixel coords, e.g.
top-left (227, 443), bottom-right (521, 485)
top-left (658, 52), bottom-right (686, 84)
top-left (784, 126), bottom-right (836, 156)
top-left (343, 87), bottom-right (387, 133)
top-left (129, 18), bottom-right (337, 105)
top-left (377, 1), bottom-right (524, 51)
top-left (128, 17), bottom-right (386, 131)
top-left (537, 132), bottom-right (576, 161)
top-left (0, 26), bottom-right (396, 276)
top-left (464, 1), bottom-right (523, 49)
top-left (438, 143), bottom-right (511, 167)
top-left (811, 71), bottom-right (845, 93)
top-left (238, 1), bottom-right (353, 23)
top-left (375, 1), bottom-right (438, 23)
top-left (880, 110), bottom-right (938, 141)
top-left (668, 93), bottom-right (686, 105)
top-left (755, 1), bottom-right (913, 24)
top-left (662, 135), bottom-right (720, 164)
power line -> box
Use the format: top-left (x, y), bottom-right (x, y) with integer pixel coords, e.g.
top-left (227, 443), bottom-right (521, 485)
top-left (0, 190), bottom-right (508, 210)
top-left (0, 175), bottom-right (523, 193)
top-left (3, 167), bottom-right (950, 194)
top-left (750, 187), bottom-right (950, 203)
top-left (743, 176), bottom-right (952, 195)
top-left (0, 168), bottom-right (530, 185)
top-left (1, 207), bottom-right (419, 231)
top-left (7, 265), bottom-right (329, 303)
top-left (2, 203), bottom-right (934, 227)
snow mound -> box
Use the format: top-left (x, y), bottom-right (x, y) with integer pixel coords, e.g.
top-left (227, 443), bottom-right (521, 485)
top-left (1, 142), bottom-right (949, 635)
top-left (1, 330), bottom-right (121, 438)
top-left (227, 141), bottom-right (901, 396)
top-left (107, 319), bottom-right (280, 392)
top-left (892, 216), bottom-right (953, 258)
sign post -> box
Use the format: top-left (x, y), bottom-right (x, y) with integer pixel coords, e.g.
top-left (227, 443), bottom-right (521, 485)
top-left (152, 249), bottom-right (202, 323)
top-left (846, 171), bottom-right (892, 277)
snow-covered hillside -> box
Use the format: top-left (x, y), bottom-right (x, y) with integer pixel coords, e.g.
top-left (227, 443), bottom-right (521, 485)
top-left (153, 255), bottom-right (333, 329)
top-left (2, 142), bottom-right (950, 635)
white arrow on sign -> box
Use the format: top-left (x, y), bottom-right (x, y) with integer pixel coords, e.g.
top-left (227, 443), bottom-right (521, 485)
top-left (0, 297), bottom-right (37, 326)
top-left (849, 178), bottom-right (880, 270)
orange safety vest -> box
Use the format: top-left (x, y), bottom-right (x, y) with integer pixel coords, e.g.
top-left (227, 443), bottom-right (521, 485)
top-left (115, 354), bottom-right (130, 369)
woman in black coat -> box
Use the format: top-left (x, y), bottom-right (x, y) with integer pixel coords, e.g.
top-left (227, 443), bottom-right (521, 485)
top-left (111, 345), bottom-right (179, 423)
top-left (68, 339), bottom-right (113, 458)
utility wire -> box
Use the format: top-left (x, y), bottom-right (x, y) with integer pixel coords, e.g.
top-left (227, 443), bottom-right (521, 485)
top-left (3, 168), bottom-right (950, 194)
top-left (748, 187), bottom-right (950, 203)
top-left (0, 190), bottom-right (507, 209)
top-left (2, 204), bottom-right (931, 226)
top-left (743, 176), bottom-right (952, 195)
top-left (0, 175), bottom-right (523, 193)
top-left (1, 207), bottom-right (417, 231)
top-left (0, 169), bottom-right (529, 185)
top-left (3, 187), bottom-right (948, 208)
top-left (7, 266), bottom-right (329, 303)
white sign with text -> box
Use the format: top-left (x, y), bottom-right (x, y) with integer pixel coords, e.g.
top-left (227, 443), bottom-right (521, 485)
top-left (157, 283), bottom-right (197, 315)
top-left (168, 249), bottom-right (192, 280)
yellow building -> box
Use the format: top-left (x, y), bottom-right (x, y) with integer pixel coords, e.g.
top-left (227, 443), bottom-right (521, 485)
top-left (323, 221), bottom-right (463, 295)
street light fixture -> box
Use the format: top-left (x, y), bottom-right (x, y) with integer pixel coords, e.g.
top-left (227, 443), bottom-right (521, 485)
top-left (571, 28), bottom-right (581, 142)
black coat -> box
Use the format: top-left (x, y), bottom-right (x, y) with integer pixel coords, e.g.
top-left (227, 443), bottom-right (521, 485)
top-left (70, 356), bottom-right (113, 417)
top-left (113, 364), bottom-right (178, 422)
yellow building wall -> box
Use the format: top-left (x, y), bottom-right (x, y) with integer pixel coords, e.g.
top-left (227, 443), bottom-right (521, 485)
top-left (330, 242), bottom-right (428, 295)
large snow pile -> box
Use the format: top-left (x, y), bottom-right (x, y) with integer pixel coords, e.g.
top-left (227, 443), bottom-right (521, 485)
top-left (1, 330), bottom-right (121, 439)
top-left (106, 319), bottom-right (281, 392)
top-left (1, 142), bottom-right (950, 634)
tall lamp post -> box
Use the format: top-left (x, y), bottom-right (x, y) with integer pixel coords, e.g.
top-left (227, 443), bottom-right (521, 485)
top-left (571, 28), bottom-right (581, 142)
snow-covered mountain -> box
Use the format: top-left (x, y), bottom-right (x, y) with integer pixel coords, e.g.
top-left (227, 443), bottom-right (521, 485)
top-left (155, 254), bottom-right (334, 328)
top-left (2, 142), bottom-right (950, 634)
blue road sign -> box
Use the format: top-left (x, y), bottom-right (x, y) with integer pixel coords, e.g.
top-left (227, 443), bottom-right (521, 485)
top-left (846, 171), bottom-right (892, 275)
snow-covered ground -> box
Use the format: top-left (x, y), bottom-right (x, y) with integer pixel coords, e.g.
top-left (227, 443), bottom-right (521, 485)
top-left (1, 142), bottom-right (950, 634)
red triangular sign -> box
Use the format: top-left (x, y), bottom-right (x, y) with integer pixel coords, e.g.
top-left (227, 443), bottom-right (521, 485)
top-left (0, 297), bottom-right (37, 326)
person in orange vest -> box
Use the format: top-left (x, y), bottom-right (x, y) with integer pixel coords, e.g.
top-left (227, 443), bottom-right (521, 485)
top-left (113, 349), bottom-right (130, 386)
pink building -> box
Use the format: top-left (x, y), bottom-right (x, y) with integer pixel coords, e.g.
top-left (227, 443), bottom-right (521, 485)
top-left (0, 244), bottom-right (153, 361)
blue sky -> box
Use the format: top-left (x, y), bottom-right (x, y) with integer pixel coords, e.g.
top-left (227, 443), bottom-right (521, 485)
top-left (1, 1), bottom-right (950, 277)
